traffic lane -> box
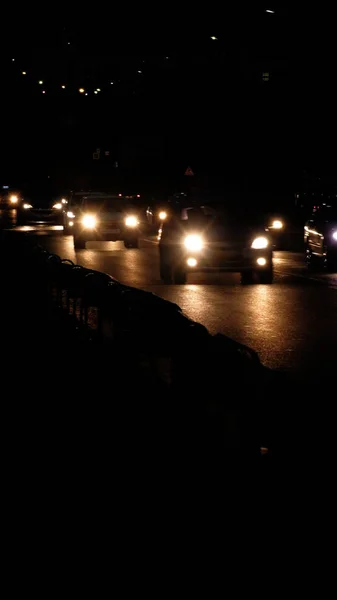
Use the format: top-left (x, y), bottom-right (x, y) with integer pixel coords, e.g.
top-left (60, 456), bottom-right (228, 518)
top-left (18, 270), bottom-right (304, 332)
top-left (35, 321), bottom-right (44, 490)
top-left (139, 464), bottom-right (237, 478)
top-left (36, 233), bottom-right (337, 381)
top-left (152, 282), bottom-right (337, 380)
top-left (44, 234), bottom-right (337, 290)
top-left (40, 235), bottom-right (318, 288)
top-left (274, 251), bottom-right (337, 289)
top-left (43, 234), bottom-right (162, 288)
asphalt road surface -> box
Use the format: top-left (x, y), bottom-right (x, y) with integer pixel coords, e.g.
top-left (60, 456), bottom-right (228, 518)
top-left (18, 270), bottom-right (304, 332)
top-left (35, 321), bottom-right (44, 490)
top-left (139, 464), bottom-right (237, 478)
top-left (10, 226), bottom-right (337, 383)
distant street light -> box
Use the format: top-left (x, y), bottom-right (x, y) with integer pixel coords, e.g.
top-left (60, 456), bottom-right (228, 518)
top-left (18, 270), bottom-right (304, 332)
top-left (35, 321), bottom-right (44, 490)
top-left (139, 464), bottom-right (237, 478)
top-left (22, 71), bottom-right (27, 75)
top-left (79, 88), bottom-right (85, 94)
top-left (266, 9), bottom-right (275, 13)
top-left (61, 85), bottom-right (66, 89)
top-left (39, 80), bottom-right (43, 85)
top-left (210, 36), bottom-right (218, 40)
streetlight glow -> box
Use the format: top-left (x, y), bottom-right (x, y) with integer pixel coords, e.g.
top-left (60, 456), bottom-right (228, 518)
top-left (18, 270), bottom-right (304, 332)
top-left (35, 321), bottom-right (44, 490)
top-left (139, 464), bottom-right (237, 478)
top-left (79, 88), bottom-right (85, 94)
top-left (211, 36), bottom-right (218, 40)
top-left (266, 9), bottom-right (275, 13)
top-left (39, 80), bottom-right (43, 85)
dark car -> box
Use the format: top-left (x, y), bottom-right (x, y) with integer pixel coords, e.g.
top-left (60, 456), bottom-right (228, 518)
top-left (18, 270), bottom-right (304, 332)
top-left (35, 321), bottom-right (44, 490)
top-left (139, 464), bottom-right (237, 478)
top-left (304, 205), bottom-right (337, 270)
top-left (73, 194), bottom-right (141, 249)
top-left (16, 200), bottom-right (64, 226)
top-left (159, 205), bottom-right (273, 284)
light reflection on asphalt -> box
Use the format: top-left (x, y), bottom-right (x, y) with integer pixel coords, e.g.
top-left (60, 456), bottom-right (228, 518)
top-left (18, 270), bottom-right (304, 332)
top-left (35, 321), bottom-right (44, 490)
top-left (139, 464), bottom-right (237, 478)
top-left (6, 230), bottom-right (337, 377)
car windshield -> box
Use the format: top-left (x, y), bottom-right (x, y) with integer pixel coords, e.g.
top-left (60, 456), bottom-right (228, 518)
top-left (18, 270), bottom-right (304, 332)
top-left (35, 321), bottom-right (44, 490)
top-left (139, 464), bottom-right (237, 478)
top-left (183, 205), bottom-right (267, 228)
top-left (82, 198), bottom-right (134, 212)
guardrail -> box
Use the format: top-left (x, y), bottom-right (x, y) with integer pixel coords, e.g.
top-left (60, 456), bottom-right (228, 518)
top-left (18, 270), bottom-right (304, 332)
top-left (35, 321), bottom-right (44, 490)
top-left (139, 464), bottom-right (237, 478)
top-left (0, 230), bottom-right (278, 458)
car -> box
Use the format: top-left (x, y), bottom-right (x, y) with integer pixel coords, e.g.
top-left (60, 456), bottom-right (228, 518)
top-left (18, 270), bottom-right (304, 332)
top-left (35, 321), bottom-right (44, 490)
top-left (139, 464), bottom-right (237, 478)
top-left (304, 204), bottom-right (337, 271)
top-left (158, 205), bottom-right (273, 284)
top-left (16, 200), bottom-right (64, 226)
top-left (72, 193), bottom-right (141, 249)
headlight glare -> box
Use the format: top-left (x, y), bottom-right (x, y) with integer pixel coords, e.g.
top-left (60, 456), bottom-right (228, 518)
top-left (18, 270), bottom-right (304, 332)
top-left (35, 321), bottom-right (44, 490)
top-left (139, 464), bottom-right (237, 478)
top-left (332, 231), bottom-right (337, 241)
top-left (67, 211), bottom-right (75, 218)
top-left (23, 203), bottom-right (32, 209)
top-left (252, 236), bottom-right (269, 250)
top-left (53, 203), bottom-right (62, 210)
top-left (82, 214), bottom-right (97, 229)
top-left (159, 211), bottom-right (167, 221)
top-left (184, 234), bottom-right (204, 252)
top-left (271, 220), bottom-right (283, 230)
top-left (125, 215), bottom-right (139, 228)
top-left (10, 195), bottom-right (18, 204)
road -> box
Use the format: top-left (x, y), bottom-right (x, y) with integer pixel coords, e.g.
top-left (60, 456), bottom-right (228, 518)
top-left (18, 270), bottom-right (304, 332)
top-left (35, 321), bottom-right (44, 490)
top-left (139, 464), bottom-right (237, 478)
top-left (12, 226), bottom-right (337, 384)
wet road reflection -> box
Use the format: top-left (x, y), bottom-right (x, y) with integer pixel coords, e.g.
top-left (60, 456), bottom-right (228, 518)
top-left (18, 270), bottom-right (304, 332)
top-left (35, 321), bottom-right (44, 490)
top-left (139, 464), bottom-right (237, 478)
top-left (0, 209), bottom-right (17, 229)
top-left (7, 228), bottom-right (337, 379)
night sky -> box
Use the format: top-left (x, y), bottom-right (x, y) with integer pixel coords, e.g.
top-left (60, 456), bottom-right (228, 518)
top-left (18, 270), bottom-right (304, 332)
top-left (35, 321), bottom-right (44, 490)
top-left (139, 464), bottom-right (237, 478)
top-left (1, 6), bottom-right (335, 198)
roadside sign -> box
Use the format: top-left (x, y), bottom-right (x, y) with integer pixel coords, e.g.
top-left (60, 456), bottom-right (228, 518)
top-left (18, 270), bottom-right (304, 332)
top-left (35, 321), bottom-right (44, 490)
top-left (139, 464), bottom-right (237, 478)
top-left (185, 166), bottom-right (194, 176)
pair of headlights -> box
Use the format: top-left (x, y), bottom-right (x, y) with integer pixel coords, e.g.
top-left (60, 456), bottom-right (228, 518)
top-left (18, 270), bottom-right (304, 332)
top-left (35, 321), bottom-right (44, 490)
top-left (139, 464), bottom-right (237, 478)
top-left (184, 234), bottom-right (270, 251)
top-left (81, 214), bottom-right (139, 229)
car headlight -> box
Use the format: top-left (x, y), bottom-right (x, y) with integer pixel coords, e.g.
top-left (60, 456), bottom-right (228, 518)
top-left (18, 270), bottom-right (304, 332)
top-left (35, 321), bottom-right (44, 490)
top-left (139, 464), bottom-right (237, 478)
top-left (125, 215), bottom-right (139, 228)
top-left (82, 214), bottom-right (97, 229)
top-left (159, 211), bottom-right (167, 221)
top-left (270, 220), bottom-right (283, 230)
top-left (252, 236), bottom-right (269, 249)
top-left (333, 231), bottom-right (337, 241)
top-left (184, 234), bottom-right (204, 252)
top-left (23, 203), bottom-right (32, 209)
top-left (53, 203), bottom-right (62, 210)
top-left (67, 211), bottom-right (75, 218)
top-left (10, 195), bottom-right (18, 204)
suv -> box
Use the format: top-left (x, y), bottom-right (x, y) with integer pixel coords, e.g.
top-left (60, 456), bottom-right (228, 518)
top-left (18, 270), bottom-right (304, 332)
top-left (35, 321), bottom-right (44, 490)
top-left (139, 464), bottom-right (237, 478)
top-left (73, 194), bottom-right (141, 249)
top-left (159, 205), bottom-right (273, 284)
